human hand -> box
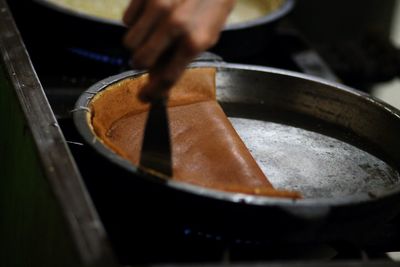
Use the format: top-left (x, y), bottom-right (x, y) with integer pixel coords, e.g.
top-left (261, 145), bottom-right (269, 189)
top-left (123, 0), bottom-right (235, 101)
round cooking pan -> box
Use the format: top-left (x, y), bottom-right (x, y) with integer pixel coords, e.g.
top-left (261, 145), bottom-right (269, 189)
top-left (73, 62), bottom-right (400, 255)
top-left (28, 0), bottom-right (295, 62)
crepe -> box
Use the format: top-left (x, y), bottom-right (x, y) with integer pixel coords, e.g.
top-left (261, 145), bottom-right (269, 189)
top-left (90, 68), bottom-right (301, 198)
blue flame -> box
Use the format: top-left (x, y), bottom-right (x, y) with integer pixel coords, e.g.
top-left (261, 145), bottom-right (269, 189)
top-left (68, 47), bottom-right (125, 66)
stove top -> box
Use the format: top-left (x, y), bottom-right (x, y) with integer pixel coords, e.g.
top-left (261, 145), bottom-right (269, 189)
top-left (7, 1), bottom-right (400, 266)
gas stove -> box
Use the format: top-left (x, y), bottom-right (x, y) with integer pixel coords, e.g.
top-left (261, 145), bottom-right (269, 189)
top-left (6, 1), bottom-right (400, 266)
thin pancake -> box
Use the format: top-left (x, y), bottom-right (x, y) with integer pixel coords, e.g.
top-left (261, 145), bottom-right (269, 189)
top-left (90, 68), bottom-right (301, 198)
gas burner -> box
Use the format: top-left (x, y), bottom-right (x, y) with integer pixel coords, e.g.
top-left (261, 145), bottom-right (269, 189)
top-left (67, 47), bottom-right (127, 67)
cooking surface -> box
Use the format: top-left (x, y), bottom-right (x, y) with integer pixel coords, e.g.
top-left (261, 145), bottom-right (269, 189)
top-left (230, 116), bottom-right (400, 198)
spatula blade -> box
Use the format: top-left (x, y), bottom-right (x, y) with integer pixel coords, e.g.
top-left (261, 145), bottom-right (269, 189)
top-left (139, 98), bottom-right (172, 177)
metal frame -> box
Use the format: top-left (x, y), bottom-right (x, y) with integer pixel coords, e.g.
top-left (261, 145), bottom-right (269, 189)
top-left (0, 0), bottom-right (117, 266)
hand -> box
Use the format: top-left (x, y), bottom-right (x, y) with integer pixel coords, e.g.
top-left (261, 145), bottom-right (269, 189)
top-left (123, 0), bottom-right (235, 101)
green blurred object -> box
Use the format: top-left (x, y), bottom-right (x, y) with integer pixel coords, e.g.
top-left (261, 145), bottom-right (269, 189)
top-left (0, 0), bottom-right (117, 266)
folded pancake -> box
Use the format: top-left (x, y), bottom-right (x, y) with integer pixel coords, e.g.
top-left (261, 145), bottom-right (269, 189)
top-left (89, 68), bottom-right (301, 198)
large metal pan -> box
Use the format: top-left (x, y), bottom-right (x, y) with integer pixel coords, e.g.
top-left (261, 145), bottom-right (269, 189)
top-left (25, 0), bottom-right (295, 62)
top-left (73, 62), bottom-right (400, 258)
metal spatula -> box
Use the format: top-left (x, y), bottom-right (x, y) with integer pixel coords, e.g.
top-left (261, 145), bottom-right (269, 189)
top-left (139, 96), bottom-right (172, 177)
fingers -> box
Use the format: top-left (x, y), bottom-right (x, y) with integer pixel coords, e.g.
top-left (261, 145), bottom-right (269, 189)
top-left (132, 14), bottom-right (185, 69)
top-left (124, 0), bottom-right (236, 102)
top-left (122, 0), bottom-right (144, 26)
top-left (132, 1), bottom-right (218, 71)
top-left (123, 0), bottom-right (180, 55)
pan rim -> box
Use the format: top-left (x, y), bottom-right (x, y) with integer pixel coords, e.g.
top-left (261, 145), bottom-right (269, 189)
top-left (73, 62), bottom-right (400, 209)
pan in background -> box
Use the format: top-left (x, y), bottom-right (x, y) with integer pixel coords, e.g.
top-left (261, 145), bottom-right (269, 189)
top-left (29, 0), bottom-right (295, 62)
top-left (73, 62), bottom-right (400, 249)
top-left (35, 0), bottom-right (289, 27)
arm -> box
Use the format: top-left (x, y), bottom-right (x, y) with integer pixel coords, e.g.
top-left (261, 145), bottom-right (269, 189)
top-left (123, 0), bottom-right (235, 101)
